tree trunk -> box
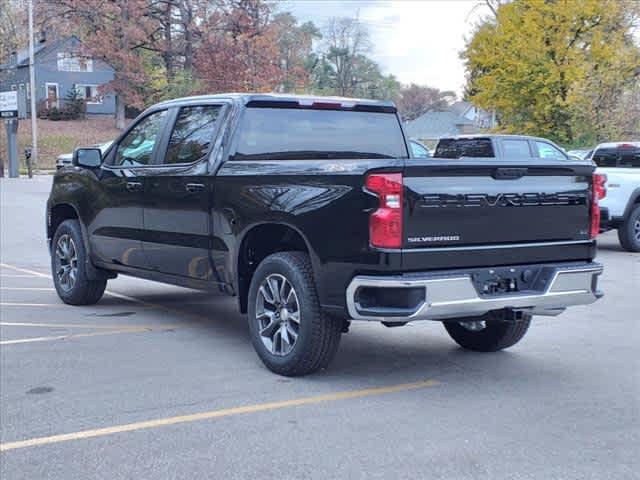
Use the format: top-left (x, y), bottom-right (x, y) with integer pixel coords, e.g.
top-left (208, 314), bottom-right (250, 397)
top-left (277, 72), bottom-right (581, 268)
top-left (115, 95), bottom-right (126, 130)
top-left (163, 1), bottom-right (174, 82)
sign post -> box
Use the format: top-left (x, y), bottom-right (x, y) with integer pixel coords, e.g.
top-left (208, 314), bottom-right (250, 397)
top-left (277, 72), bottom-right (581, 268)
top-left (1, 91), bottom-right (19, 178)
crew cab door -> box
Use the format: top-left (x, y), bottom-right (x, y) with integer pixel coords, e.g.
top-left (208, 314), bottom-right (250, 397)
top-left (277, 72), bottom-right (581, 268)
top-left (142, 103), bottom-right (227, 281)
top-left (88, 109), bottom-right (169, 268)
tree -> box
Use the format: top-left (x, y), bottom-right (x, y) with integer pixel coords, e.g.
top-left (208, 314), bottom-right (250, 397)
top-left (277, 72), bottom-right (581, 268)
top-left (462, 0), bottom-right (640, 144)
top-left (0, 0), bottom-right (27, 64)
top-left (193, 0), bottom-right (285, 92)
top-left (395, 84), bottom-right (456, 121)
top-left (321, 16), bottom-right (371, 97)
top-left (47, 0), bottom-right (163, 129)
top-left (305, 16), bottom-right (400, 101)
top-left (271, 13), bottom-right (319, 92)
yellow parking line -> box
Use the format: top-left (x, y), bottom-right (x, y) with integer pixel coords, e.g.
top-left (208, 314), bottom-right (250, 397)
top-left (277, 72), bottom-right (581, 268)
top-left (0, 379), bottom-right (439, 452)
top-left (0, 327), bottom-right (150, 346)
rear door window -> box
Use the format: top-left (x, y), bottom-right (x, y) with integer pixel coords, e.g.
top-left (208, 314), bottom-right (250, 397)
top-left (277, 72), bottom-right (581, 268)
top-left (232, 107), bottom-right (408, 160)
top-left (535, 141), bottom-right (567, 160)
top-left (502, 139), bottom-right (531, 158)
top-left (164, 105), bottom-right (222, 165)
top-left (434, 138), bottom-right (494, 158)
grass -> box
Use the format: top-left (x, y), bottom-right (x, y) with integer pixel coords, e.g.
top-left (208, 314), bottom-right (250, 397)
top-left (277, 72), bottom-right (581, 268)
top-left (0, 117), bottom-right (121, 171)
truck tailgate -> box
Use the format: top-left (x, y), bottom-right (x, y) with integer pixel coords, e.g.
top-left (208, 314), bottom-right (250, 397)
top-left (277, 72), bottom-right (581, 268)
top-left (402, 159), bottom-right (594, 253)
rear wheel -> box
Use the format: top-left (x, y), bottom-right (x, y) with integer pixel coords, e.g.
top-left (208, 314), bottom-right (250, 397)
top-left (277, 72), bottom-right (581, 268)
top-left (443, 313), bottom-right (531, 352)
top-left (247, 252), bottom-right (342, 376)
top-left (51, 219), bottom-right (107, 305)
top-left (617, 205), bottom-right (640, 252)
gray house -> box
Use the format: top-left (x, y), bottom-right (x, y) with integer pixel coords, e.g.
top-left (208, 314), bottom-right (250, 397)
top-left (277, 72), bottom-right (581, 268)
top-left (0, 35), bottom-right (115, 117)
top-left (404, 111), bottom-right (478, 145)
top-left (404, 101), bottom-right (497, 145)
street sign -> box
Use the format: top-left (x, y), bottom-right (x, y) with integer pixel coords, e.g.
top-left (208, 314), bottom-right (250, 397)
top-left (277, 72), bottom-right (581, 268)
top-left (0, 91), bottom-right (19, 118)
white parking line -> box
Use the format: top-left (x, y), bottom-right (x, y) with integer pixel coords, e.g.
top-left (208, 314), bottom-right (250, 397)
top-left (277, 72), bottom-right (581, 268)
top-left (0, 287), bottom-right (55, 291)
top-left (0, 302), bottom-right (66, 307)
top-left (0, 274), bottom-right (40, 278)
top-left (0, 262), bottom-right (211, 323)
top-left (1, 321), bottom-right (176, 330)
top-left (0, 264), bottom-right (50, 278)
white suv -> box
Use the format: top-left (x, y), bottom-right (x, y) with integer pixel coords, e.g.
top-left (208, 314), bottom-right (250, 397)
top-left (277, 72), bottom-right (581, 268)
top-left (592, 142), bottom-right (640, 251)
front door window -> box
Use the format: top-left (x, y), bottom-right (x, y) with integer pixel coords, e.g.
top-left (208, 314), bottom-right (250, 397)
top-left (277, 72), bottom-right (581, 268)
top-left (113, 110), bottom-right (167, 167)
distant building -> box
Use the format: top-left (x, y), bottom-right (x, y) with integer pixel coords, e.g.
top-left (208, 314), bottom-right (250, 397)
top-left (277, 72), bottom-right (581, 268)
top-left (449, 101), bottom-right (496, 129)
top-left (404, 101), bottom-right (497, 144)
top-left (0, 34), bottom-right (115, 117)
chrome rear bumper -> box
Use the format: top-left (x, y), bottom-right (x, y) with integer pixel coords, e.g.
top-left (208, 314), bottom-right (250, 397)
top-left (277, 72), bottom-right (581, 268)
top-left (346, 262), bottom-right (603, 321)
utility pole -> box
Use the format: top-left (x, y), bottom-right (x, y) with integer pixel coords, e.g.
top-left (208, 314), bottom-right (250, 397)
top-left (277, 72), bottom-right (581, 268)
top-left (28, 0), bottom-right (38, 172)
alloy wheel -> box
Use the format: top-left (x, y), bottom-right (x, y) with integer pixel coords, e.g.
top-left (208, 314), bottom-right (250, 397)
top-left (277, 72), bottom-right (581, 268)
top-left (55, 234), bottom-right (78, 292)
top-left (255, 273), bottom-right (301, 356)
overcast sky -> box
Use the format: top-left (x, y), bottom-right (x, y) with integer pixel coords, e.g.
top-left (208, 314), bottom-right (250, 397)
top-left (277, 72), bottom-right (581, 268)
top-left (280, 0), bottom-right (488, 97)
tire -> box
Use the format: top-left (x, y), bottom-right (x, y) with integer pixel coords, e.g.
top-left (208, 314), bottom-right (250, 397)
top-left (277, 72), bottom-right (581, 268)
top-left (51, 219), bottom-right (107, 305)
top-left (443, 313), bottom-right (531, 352)
top-left (247, 251), bottom-right (342, 376)
top-left (617, 205), bottom-right (640, 252)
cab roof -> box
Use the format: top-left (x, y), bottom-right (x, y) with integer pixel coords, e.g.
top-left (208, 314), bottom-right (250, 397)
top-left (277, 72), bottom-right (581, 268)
top-left (155, 93), bottom-right (397, 112)
top-left (438, 134), bottom-right (555, 143)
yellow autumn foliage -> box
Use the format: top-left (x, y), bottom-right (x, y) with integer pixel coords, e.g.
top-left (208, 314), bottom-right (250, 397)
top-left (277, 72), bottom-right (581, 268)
top-left (462, 0), bottom-right (640, 145)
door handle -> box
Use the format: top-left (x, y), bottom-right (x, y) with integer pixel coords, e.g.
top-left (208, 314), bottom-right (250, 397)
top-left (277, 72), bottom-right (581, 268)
top-left (185, 183), bottom-right (205, 193)
top-left (125, 181), bottom-right (143, 192)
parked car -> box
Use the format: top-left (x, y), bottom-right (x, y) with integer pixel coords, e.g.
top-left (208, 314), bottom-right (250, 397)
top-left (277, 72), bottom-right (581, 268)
top-left (434, 134), bottom-right (571, 160)
top-left (592, 141), bottom-right (640, 251)
top-left (46, 94), bottom-right (603, 376)
top-left (56, 141), bottom-right (113, 169)
top-left (408, 139), bottom-right (431, 158)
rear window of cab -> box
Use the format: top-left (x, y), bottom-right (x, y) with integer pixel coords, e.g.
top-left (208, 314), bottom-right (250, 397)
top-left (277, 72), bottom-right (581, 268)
top-left (232, 107), bottom-right (408, 160)
top-left (434, 138), bottom-right (495, 158)
top-left (593, 146), bottom-right (640, 168)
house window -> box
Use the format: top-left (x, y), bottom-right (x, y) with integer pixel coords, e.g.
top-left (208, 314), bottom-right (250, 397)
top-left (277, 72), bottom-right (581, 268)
top-left (75, 84), bottom-right (103, 104)
top-left (57, 52), bottom-right (93, 72)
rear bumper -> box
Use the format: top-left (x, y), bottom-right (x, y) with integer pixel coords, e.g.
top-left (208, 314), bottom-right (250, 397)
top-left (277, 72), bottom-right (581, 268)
top-left (346, 262), bottom-right (603, 321)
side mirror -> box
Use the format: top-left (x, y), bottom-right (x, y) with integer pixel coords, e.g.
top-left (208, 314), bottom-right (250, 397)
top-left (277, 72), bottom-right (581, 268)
top-left (73, 147), bottom-right (102, 168)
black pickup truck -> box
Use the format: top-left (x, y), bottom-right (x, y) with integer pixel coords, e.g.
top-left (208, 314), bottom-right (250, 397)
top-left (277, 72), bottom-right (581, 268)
top-left (47, 94), bottom-right (603, 376)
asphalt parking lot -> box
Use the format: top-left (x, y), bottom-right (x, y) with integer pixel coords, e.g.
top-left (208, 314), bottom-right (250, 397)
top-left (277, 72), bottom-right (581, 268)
top-left (1, 176), bottom-right (638, 479)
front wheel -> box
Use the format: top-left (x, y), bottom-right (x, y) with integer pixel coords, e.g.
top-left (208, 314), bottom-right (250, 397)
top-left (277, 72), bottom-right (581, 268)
top-left (51, 219), bottom-right (107, 305)
top-left (443, 313), bottom-right (531, 352)
top-left (247, 252), bottom-right (342, 376)
top-left (617, 205), bottom-right (640, 252)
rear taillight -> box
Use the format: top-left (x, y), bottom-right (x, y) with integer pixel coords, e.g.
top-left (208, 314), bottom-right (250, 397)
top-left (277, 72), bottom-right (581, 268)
top-left (590, 173), bottom-right (607, 239)
top-left (366, 172), bottom-right (403, 248)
